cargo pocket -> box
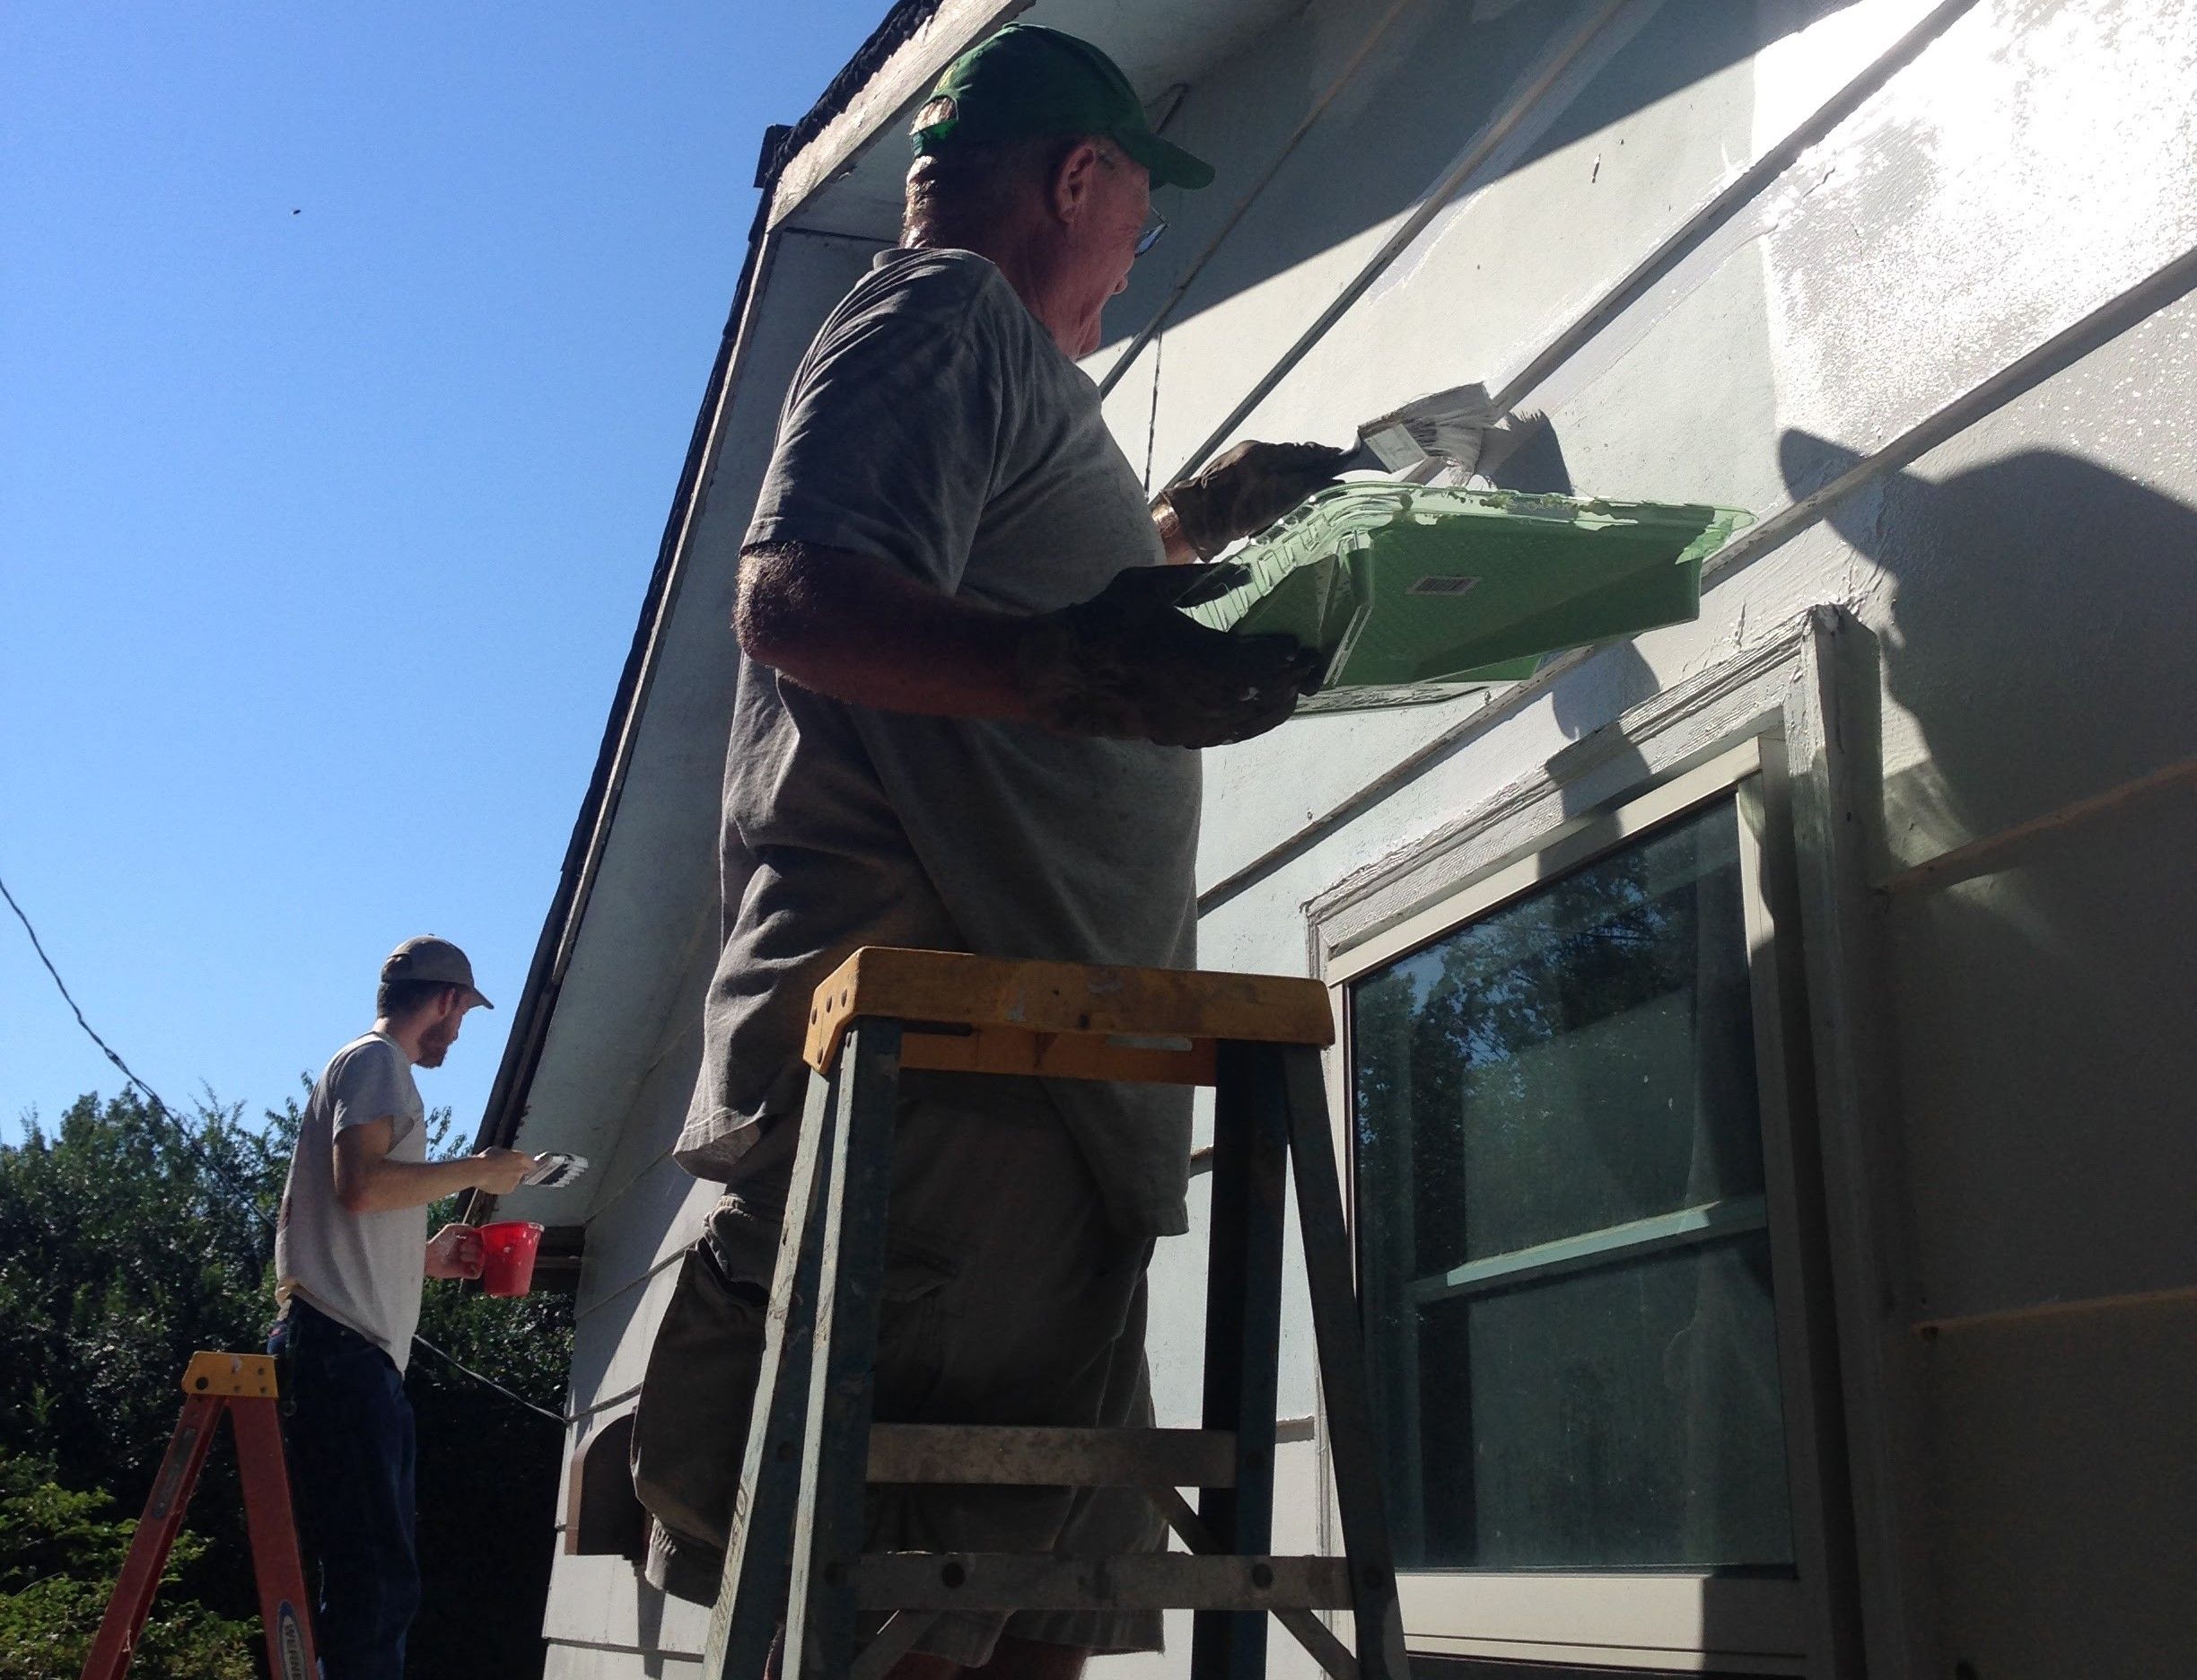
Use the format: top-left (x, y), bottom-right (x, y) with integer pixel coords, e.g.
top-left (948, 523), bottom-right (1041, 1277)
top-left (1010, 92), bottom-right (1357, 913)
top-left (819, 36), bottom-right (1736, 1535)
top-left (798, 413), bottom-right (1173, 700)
top-left (629, 1213), bottom-right (775, 1564)
top-left (632, 1195), bottom-right (959, 1574)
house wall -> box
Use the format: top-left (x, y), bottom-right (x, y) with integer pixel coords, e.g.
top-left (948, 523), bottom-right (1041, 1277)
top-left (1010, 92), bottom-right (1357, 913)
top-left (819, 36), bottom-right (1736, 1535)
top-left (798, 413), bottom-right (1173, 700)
top-left (538, 0), bottom-right (2197, 1674)
top-left (1105, 0), bottom-right (2195, 1676)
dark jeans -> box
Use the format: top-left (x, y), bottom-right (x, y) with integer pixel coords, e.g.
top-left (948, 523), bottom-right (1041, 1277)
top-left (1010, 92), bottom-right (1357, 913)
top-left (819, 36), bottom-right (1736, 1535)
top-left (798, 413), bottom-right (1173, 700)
top-left (269, 1300), bottom-right (419, 1680)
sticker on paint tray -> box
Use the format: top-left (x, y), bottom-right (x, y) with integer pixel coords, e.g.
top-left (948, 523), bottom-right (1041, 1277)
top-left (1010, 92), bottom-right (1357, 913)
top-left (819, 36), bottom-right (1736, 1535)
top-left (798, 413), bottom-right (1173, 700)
top-left (1407, 574), bottom-right (1480, 597)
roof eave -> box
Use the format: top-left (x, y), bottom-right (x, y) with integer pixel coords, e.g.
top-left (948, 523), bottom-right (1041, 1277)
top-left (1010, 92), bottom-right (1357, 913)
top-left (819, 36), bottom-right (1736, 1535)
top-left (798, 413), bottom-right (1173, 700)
top-left (764, 0), bottom-right (1030, 232)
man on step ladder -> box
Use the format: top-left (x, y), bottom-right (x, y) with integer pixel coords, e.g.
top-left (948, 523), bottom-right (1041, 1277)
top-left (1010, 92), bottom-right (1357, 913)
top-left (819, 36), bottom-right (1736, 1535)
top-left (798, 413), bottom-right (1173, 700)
top-left (631, 24), bottom-right (1352, 1679)
top-left (267, 936), bottom-right (537, 1680)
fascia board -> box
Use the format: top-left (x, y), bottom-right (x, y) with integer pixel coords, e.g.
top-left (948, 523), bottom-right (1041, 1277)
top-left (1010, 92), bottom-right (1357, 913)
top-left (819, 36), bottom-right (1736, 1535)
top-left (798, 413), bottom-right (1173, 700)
top-left (766, 0), bottom-right (1030, 232)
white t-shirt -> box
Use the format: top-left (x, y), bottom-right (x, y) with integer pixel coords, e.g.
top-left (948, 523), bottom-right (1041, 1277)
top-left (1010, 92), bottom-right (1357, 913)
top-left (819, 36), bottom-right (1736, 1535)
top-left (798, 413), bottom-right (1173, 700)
top-left (274, 1031), bottom-right (427, 1369)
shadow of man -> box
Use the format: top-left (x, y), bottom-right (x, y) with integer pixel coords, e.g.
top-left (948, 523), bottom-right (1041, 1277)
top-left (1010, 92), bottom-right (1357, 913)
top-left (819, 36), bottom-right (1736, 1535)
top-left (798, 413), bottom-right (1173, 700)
top-left (1778, 424), bottom-right (2197, 1675)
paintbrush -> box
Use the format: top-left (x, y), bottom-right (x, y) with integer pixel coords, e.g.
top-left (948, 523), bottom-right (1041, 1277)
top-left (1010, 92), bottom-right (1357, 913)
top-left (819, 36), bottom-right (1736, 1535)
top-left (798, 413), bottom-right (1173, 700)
top-left (1342, 381), bottom-right (1530, 477)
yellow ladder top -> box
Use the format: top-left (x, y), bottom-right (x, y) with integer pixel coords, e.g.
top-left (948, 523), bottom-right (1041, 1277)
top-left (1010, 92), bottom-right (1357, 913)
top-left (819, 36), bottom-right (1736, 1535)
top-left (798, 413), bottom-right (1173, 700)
top-left (181, 1352), bottom-right (279, 1400)
top-left (803, 947), bottom-right (1335, 1087)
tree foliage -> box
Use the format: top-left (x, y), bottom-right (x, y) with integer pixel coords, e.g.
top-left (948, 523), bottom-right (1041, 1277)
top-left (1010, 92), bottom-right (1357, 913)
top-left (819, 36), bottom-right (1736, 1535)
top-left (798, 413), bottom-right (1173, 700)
top-left (0, 1451), bottom-right (257, 1680)
top-left (0, 1087), bottom-right (572, 1678)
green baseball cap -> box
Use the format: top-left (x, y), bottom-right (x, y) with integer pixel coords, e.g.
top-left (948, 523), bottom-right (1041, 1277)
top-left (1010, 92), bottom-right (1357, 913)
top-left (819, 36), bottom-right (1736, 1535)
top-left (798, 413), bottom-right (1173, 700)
top-left (911, 23), bottom-right (1214, 190)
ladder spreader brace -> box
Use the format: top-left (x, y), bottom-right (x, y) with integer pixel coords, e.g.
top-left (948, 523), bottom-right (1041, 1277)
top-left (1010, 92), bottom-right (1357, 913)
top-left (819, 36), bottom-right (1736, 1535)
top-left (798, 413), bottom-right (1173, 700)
top-left (81, 1352), bottom-right (318, 1680)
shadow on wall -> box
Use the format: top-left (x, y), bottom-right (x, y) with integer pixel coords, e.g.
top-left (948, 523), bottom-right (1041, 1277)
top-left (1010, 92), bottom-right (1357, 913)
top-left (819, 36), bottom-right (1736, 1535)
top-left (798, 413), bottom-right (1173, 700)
top-left (1478, 414), bottom-right (1666, 755)
top-left (1781, 428), bottom-right (2197, 858)
top-left (1105, 0), bottom-right (1862, 360)
top-left (633, 1577), bottom-right (682, 1679)
top-left (1482, 414), bottom-right (1664, 741)
top-left (1779, 426), bottom-right (2197, 1674)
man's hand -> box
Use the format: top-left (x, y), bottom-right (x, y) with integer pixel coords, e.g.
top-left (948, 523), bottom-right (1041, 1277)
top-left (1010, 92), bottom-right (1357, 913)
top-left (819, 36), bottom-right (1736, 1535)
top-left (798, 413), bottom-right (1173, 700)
top-left (1152, 441), bottom-right (1355, 561)
top-left (1017, 564), bottom-right (1323, 748)
top-left (425, 1223), bottom-right (485, 1281)
top-left (468, 1147), bottom-right (538, 1196)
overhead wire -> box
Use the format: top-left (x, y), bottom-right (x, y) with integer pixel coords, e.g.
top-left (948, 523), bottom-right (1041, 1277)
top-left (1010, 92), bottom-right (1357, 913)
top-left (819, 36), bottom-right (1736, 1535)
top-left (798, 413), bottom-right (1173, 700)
top-left (412, 1334), bottom-right (567, 1426)
top-left (3, 871), bottom-right (276, 1221)
top-left (1, 868), bottom-right (570, 1428)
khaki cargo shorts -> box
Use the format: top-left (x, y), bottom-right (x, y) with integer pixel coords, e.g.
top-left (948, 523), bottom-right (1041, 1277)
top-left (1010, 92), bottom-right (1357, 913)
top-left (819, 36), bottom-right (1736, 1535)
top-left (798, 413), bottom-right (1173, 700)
top-left (632, 1073), bottom-right (1166, 1666)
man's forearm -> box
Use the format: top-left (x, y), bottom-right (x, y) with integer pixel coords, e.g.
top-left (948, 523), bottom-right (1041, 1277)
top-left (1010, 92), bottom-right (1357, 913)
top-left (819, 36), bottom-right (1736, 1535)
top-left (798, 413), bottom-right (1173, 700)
top-left (342, 1153), bottom-right (490, 1215)
top-left (738, 544), bottom-right (1035, 717)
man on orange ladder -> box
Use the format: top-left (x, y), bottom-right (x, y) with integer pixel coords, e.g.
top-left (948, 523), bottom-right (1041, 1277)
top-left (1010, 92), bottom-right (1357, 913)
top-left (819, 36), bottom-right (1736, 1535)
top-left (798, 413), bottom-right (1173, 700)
top-left (267, 936), bottom-right (538, 1679)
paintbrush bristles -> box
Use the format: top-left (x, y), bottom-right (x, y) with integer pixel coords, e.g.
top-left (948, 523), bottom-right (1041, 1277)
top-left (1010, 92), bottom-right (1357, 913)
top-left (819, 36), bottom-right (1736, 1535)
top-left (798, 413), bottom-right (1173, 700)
top-left (1358, 381), bottom-right (1501, 473)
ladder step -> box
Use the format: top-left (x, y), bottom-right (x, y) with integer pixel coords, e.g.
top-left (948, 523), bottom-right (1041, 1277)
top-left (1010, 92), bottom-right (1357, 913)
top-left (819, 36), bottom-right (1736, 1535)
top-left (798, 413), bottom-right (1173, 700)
top-left (853, 1552), bottom-right (1353, 1613)
top-left (866, 1424), bottom-right (1237, 1488)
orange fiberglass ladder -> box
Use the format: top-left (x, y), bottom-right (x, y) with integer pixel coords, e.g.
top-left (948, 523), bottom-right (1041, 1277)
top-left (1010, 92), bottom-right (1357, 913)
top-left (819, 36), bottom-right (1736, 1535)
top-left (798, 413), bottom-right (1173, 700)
top-left (81, 1351), bottom-right (317, 1680)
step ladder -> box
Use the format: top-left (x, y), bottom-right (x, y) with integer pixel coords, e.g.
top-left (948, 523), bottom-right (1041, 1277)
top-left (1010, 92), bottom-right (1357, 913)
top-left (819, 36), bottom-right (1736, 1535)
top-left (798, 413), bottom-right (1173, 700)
top-left (702, 947), bottom-right (1408, 1680)
top-left (81, 1352), bottom-right (318, 1680)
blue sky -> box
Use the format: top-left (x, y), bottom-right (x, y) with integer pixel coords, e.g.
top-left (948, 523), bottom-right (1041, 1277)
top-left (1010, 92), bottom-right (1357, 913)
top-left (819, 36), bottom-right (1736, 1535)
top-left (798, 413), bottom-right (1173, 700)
top-left (1, 1), bottom-right (888, 1141)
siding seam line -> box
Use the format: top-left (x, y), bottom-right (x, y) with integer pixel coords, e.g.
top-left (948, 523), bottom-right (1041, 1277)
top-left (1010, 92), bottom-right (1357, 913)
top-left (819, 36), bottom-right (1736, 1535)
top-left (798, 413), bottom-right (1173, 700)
top-left (1170, 0), bottom-right (1639, 479)
top-left (575, 1246), bottom-right (689, 1325)
top-left (579, 1137), bottom-right (687, 1229)
top-left (1486, 0), bottom-right (1982, 415)
top-left (1097, 0), bottom-right (1419, 401)
top-left (1170, 0), bottom-right (1981, 482)
top-left (1196, 240), bottom-right (2197, 914)
top-left (542, 1635), bottom-right (705, 1662)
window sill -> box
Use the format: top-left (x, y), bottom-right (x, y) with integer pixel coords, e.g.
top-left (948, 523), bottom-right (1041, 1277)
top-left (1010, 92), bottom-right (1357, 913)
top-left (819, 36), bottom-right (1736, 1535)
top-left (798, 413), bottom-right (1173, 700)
top-left (1396, 1569), bottom-right (1806, 1675)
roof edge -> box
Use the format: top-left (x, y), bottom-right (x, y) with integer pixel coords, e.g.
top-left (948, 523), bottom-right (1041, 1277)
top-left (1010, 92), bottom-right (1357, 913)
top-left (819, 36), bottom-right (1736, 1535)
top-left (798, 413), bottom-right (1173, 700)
top-left (756, 0), bottom-right (949, 191)
top-left (766, 0), bottom-right (1030, 230)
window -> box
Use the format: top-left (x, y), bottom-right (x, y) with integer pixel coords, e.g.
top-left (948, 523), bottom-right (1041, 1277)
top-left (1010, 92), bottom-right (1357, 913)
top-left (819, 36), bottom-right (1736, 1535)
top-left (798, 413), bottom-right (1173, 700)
top-left (1355, 795), bottom-right (1791, 1572)
top-left (1323, 739), bottom-right (1843, 1674)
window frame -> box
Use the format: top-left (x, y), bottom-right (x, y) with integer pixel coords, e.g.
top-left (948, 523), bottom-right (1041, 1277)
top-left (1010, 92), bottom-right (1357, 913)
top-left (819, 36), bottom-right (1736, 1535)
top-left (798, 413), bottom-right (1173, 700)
top-left (1309, 653), bottom-right (1869, 1676)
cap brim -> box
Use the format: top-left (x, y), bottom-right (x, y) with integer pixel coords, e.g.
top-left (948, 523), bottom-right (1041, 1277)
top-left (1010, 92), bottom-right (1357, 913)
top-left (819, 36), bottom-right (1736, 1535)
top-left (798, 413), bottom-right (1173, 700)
top-left (1116, 128), bottom-right (1213, 190)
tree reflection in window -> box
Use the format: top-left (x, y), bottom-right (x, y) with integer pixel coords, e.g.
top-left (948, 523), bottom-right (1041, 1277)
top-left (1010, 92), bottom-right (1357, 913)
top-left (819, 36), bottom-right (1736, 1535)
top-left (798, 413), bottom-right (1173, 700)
top-left (1351, 800), bottom-right (1794, 1571)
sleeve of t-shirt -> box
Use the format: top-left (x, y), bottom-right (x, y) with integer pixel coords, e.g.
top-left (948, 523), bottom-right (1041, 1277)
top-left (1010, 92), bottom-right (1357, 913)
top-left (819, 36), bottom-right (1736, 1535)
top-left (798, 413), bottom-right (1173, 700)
top-left (744, 269), bottom-right (1007, 594)
top-left (329, 1044), bottom-right (412, 1143)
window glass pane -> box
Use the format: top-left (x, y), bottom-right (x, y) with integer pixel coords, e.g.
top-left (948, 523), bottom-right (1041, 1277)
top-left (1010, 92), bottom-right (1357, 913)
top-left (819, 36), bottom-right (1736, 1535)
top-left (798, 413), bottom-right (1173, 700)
top-left (1351, 798), bottom-right (1794, 1571)
top-left (1415, 1236), bottom-right (1791, 1569)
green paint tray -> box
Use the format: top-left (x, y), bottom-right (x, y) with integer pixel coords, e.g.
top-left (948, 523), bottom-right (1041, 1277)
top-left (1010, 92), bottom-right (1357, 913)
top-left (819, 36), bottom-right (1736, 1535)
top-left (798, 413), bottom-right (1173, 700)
top-left (1184, 483), bottom-right (1751, 712)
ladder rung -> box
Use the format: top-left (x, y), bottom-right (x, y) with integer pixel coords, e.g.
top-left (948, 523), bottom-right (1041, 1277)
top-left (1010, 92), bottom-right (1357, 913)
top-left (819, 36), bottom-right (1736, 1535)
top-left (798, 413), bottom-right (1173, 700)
top-left (866, 1424), bottom-right (1237, 1488)
top-left (855, 1552), bottom-right (1353, 1613)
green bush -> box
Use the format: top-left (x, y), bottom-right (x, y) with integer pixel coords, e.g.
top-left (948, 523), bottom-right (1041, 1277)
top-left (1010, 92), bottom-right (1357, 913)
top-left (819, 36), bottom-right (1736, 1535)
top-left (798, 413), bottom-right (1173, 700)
top-left (0, 1450), bottom-right (257, 1680)
top-left (0, 1089), bottom-right (572, 1679)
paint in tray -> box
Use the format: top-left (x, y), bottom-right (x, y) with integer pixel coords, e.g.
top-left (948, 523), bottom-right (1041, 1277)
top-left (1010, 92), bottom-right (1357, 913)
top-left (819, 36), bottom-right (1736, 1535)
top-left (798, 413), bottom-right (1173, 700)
top-left (1186, 482), bottom-right (1753, 712)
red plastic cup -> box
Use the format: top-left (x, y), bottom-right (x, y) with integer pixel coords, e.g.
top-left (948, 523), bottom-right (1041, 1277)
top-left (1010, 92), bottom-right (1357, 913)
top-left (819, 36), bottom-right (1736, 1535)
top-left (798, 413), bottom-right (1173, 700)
top-left (477, 1221), bottom-right (545, 1298)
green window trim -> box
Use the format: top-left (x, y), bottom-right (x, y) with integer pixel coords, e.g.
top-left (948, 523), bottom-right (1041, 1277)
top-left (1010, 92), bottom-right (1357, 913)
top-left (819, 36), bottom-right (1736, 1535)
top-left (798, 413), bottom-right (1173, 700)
top-left (1405, 1192), bottom-right (1772, 1307)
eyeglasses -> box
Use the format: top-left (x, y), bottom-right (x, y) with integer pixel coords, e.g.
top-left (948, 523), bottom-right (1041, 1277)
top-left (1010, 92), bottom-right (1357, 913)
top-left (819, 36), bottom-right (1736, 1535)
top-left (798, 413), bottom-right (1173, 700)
top-left (1095, 142), bottom-right (1167, 259)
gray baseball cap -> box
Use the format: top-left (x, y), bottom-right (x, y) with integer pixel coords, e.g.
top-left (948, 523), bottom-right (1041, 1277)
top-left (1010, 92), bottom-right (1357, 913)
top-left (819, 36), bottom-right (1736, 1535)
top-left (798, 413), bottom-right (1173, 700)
top-left (381, 936), bottom-right (493, 1009)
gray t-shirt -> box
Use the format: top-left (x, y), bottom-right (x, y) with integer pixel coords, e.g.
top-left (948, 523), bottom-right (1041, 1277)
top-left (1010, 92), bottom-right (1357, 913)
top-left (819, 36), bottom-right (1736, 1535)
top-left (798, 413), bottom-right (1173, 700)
top-left (274, 1031), bottom-right (428, 1369)
top-left (676, 247), bottom-right (1201, 1238)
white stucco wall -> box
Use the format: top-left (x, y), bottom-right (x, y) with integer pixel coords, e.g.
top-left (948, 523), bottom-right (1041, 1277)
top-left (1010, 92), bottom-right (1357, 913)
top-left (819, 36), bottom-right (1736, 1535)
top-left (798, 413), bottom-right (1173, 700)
top-left (537, 0), bottom-right (2197, 1673)
top-left (1108, 1), bottom-right (2196, 1676)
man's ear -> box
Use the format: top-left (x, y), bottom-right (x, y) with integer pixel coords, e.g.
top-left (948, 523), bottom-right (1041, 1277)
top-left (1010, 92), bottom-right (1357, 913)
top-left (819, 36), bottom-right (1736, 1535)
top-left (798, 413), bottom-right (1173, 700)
top-left (1048, 137), bottom-right (1105, 227)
